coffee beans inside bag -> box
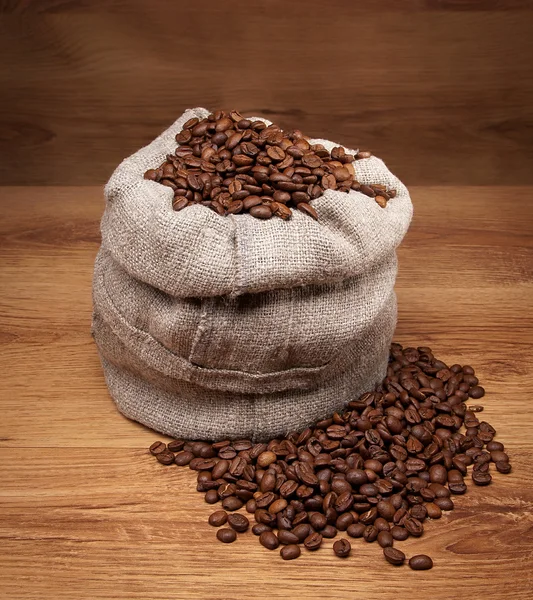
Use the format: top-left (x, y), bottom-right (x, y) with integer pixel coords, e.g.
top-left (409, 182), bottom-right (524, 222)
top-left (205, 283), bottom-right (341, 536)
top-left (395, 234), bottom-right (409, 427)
top-left (92, 107), bottom-right (412, 441)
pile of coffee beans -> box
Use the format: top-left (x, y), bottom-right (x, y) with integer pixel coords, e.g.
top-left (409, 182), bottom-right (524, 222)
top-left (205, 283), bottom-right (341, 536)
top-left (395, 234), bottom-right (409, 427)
top-left (149, 343), bottom-right (511, 568)
top-left (144, 110), bottom-right (397, 220)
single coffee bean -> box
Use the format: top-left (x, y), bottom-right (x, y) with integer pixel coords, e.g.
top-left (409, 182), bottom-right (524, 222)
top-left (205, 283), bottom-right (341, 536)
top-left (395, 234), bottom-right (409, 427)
top-left (472, 471), bottom-right (492, 485)
top-left (383, 547), bottom-right (406, 566)
top-left (426, 503), bottom-right (442, 519)
top-left (227, 513), bottom-right (250, 533)
top-left (278, 530), bottom-right (299, 545)
top-left (252, 523), bottom-right (272, 536)
top-left (280, 544), bottom-right (301, 560)
top-left (208, 510), bottom-right (228, 527)
top-left (434, 497), bottom-right (454, 511)
top-left (333, 539), bottom-right (351, 558)
top-left (259, 531), bottom-right (279, 550)
top-left (292, 523), bottom-right (312, 543)
top-left (409, 554), bottom-right (434, 570)
top-left (205, 489), bottom-right (219, 504)
top-left (167, 439), bottom-right (185, 452)
top-left (363, 525), bottom-right (379, 542)
top-left (156, 451), bottom-right (175, 465)
top-left (304, 532), bottom-right (323, 551)
top-left (174, 451), bottom-right (194, 466)
top-left (149, 441), bottom-right (166, 455)
top-left (249, 204), bottom-right (273, 219)
top-left (391, 526), bottom-right (409, 541)
top-left (221, 496), bottom-right (244, 511)
top-left (347, 523), bottom-right (366, 538)
top-left (469, 386), bottom-right (485, 399)
top-left (377, 530), bottom-right (394, 548)
top-left (216, 528), bottom-right (237, 544)
top-left (321, 525), bottom-right (338, 538)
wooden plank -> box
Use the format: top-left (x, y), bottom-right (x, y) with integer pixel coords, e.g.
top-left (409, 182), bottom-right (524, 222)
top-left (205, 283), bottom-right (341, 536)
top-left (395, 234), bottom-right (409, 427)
top-left (0, 448), bottom-right (532, 600)
top-left (0, 3), bottom-right (532, 185)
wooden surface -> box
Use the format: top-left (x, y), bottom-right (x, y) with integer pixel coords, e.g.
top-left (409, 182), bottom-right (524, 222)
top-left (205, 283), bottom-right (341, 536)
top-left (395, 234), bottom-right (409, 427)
top-left (1, 186), bottom-right (532, 599)
top-left (1, 1), bottom-right (533, 186)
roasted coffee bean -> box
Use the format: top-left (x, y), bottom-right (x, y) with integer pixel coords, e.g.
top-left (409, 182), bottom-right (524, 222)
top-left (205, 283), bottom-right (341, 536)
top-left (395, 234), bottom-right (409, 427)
top-left (469, 386), bottom-right (485, 399)
top-left (280, 544), bottom-right (301, 560)
top-left (391, 526), bottom-right (409, 541)
top-left (205, 489), bottom-right (219, 504)
top-left (156, 451), bottom-right (175, 465)
top-left (252, 523), bottom-right (271, 536)
top-left (364, 525), bottom-right (379, 542)
top-left (333, 539), bottom-right (351, 557)
top-left (228, 513), bottom-right (250, 533)
top-left (149, 441), bottom-right (166, 455)
top-left (208, 510), bottom-right (228, 527)
top-left (409, 554), bottom-right (434, 570)
top-left (404, 517), bottom-right (424, 537)
top-left (321, 525), bottom-right (338, 538)
top-left (222, 496), bottom-right (244, 511)
top-left (377, 530), bottom-right (394, 548)
top-left (383, 547), bottom-right (406, 566)
top-left (174, 451), bottom-right (194, 466)
top-left (278, 530), bottom-right (299, 545)
top-left (259, 531), bottom-right (279, 550)
top-left (249, 204), bottom-right (273, 219)
top-left (167, 439), bottom-right (185, 452)
top-left (216, 528), bottom-right (237, 543)
top-left (347, 523), bottom-right (366, 538)
top-left (426, 503), bottom-right (442, 519)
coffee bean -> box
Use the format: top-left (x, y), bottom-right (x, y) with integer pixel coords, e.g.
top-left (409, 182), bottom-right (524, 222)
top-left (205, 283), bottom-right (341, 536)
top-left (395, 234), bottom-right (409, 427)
top-left (391, 526), bottom-right (409, 541)
top-left (278, 530), bottom-right (299, 545)
top-left (205, 489), bottom-right (219, 504)
top-left (216, 528), bottom-right (237, 543)
top-left (409, 554), bottom-right (433, 570)
top-left (333, 539), bottom-right (351, 557)
top-left (149, 441), bottom-right (166, 455)
top-left (469, 386), bottom-right (485, 399)
top-left (364, 525), bottom-right (379, 542)
top-left (383, 547), bottom-right (406, 566)
top-left (472, 471), bottom-right (492, 485)
top-left (297, 203), bottom-right (318, 220)
top-left (156, 451), bottom-right (175, 465)
top-left (208, 510), bottom-right (228, 527)
top-left (259, 531), bottom-right (279, 550)
top-left (301, 532), bottom-right (321, 551)
top-left (426, 503), bottom-right (442, 519)
top-left (377, 531), bottom-right (394, 548)
top-left (228, 513), bottom-right (250, 533)
top-left (280, 544), bottom-right (301, 560)
top-left (347, 523), bottom-right (366, 538)
top-left (249, 205), bottom-right (273, 219)
top-left (321, 525), bottom-right (338, 538)
top-left (167, 439), bottom-right (185, 452)
top-left (174, 451), bottom-right (194, 466)
top-left (222, 496), bottom-right (244, 511)
top-left (404, 517), bottom-right (424, 537)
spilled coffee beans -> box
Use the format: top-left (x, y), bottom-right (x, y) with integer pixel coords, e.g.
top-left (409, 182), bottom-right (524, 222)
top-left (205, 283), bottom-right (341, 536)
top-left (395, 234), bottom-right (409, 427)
top-left (149, 344), bottom-right (512, 568)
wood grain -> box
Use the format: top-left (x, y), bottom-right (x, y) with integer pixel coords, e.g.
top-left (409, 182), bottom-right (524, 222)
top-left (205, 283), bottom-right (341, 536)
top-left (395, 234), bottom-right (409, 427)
top-left (1, 185), bottom-right (533, 599)
top-left (0, 1), bottom-right (532, 186)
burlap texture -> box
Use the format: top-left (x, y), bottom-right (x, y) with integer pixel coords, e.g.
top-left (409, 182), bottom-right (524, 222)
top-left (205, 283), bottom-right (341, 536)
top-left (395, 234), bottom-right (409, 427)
top-left (92, 107), bottom-right (412, 441)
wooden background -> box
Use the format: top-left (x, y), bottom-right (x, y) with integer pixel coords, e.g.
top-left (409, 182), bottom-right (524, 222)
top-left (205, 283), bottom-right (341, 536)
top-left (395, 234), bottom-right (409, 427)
top-left (0, 0), bottom-right (532, 185)
top-left (1, 185), bottom-right (532, 599)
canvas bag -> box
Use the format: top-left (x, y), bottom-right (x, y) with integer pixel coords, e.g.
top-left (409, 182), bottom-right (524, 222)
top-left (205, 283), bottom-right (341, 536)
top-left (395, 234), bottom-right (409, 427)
top-left (92, 107), bottom-right (413, 442)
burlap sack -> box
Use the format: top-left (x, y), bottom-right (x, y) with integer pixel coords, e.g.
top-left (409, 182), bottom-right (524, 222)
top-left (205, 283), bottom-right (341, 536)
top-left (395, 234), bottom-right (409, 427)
top-left (92, 107), bottom-right (412, 441)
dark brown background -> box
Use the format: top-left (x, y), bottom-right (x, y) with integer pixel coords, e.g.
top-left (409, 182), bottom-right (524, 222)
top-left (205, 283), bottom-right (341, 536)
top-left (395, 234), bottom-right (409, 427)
top-left (0, 0), bottom-right (532, 186)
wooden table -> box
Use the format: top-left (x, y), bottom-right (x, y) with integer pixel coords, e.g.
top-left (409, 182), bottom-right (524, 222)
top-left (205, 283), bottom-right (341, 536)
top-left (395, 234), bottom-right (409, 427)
top-left (1, 186), bottom-right (532, 600)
